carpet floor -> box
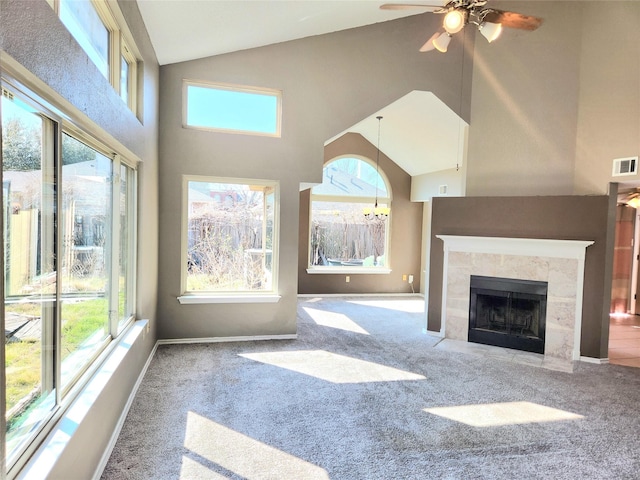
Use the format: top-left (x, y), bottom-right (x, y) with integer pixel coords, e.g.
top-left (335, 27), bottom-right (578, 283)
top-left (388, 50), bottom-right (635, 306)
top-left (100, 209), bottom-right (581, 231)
top-left (102, 296), bottom-right (640, 479)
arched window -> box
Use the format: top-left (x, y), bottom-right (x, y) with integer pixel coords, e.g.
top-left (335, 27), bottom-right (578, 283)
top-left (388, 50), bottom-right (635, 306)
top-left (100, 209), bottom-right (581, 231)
top-left (309, 156), bottom-right (391, 271)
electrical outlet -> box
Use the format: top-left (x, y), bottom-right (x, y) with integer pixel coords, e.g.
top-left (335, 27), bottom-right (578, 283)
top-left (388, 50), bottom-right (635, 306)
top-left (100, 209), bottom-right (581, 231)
top-left (402, 274), bottom-right (407, 281)
top-left (346, 276), bottom-right (350, 283)
top-left (408, 274), bottom-right (414, 283)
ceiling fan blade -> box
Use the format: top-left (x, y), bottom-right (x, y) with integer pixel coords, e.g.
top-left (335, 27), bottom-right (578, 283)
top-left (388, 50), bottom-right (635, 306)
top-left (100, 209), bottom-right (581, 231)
top-left (380, 3), bottom-right (443, 11)
top-left (482, 9), bottom-right (543, 31)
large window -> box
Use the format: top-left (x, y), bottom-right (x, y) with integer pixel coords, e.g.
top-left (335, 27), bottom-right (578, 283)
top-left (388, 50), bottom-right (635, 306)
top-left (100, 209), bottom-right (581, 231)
top-left (2, 82), bottom-right (137, 472)
top-left (184, 81), bottom-right (282, 137)
top-left (52, 0), bottom-right (140, 114)
top-left (309, 157), bottom-right (391, 271)
top-left (181, 177), bottom-right (278, 299)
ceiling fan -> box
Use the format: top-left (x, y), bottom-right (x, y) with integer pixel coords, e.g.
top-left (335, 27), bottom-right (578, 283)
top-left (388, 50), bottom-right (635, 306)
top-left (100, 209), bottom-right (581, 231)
top-left (380, 1), bottom-right (543, 53)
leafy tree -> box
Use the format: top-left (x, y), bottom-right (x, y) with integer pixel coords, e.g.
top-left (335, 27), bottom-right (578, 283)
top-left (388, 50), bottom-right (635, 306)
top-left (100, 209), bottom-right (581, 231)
top-left (2, 118), bottom-right (41, 171)
top-left (2, 118), bottom-right (96, 171)
top-left (61, 133), bottom-right (97, 166)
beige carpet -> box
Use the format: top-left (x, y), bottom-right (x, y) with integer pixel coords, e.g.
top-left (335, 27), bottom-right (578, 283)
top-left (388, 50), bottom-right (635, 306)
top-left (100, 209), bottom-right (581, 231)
top-left (102, 296), bottom-right (640, 479)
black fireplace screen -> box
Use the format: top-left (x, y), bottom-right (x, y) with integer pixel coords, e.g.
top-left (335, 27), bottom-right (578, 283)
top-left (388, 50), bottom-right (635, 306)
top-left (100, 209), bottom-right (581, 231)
top-left (469, 275), bottom-right (547, 354)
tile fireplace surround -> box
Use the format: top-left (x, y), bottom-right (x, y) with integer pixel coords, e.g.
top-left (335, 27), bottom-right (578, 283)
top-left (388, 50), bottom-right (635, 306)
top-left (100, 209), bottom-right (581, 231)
top-left (436, 235), bottom-right (594, 372)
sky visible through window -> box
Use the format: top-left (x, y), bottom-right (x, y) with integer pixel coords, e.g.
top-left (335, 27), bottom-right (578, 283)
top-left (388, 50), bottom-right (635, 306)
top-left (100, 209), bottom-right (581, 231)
top-left (59, 0), bottom-right (109, 78)
top-left (186, 84), bottom-right (279, 135)
top-left (316, 157), bottom-right (388, 197)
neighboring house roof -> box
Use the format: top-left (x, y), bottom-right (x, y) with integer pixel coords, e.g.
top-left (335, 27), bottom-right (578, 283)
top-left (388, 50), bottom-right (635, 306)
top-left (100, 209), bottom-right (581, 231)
top-left (313, 164), bottom-right (387, 198)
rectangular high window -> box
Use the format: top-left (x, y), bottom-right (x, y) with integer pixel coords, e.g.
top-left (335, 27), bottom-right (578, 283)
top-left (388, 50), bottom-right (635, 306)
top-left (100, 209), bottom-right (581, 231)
top-left (52, 0), bottom-right (141, 115)
top-left (180, 177), bottom-right (279, 300)
top-left (59, 0), bottom-right (110, 79)
top-left (2, 80), bottom-right (137, 472)
top-left (184, 81), bottom-right (282, 136)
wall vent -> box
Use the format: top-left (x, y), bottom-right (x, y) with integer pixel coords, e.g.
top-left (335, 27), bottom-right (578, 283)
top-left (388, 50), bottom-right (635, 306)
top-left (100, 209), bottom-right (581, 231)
top-left (612, 157), bottom-right (638, 176)
top-left (439, 184), bottom-right (448, 195)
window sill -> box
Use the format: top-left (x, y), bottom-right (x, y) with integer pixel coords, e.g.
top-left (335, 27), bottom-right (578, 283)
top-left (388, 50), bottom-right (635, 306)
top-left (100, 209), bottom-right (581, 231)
top-left (177, 294), bottom-right (282, 304)
top-left (306, 267), bottom-right (392, 275)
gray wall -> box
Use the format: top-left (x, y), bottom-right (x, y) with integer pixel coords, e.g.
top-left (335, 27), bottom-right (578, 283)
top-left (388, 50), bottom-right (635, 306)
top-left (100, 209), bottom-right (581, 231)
top-left (0, 0), bottom-right (159, 477)
top-left (298, 133), bottom-right (423, 295)
top-left (156, 13), bottom-right (473, 340)
top-left (574, 2), bottom-right (640, 194)
top-left (427, 195), bottom-right (614, 359)
top-left (465, 1), bottom-right (640, 196)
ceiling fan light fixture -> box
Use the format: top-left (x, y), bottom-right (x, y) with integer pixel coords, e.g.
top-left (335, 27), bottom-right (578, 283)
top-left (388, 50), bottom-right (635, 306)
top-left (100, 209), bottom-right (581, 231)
top-left (433, 32), bottom-right (451, 53)
top-left (479, 21), bottom-right (503, 43)
top-left (443, 8), bottom-right (467, 34)
top-left (628, 197), bottom-right (640, 209)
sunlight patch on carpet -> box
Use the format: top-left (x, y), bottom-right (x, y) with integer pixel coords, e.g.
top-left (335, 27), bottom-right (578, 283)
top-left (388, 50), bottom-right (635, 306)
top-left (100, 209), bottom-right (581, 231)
top-left (303, 306), bottom-right (369, 335)
top-left (239, 350), bottom-right (425, 384)
top-left (347, 298), bottom-right (424, 313)
top-left (424, 401), bottom-right (584, 427)
top-left (183, 412), bottom-right (329, 479)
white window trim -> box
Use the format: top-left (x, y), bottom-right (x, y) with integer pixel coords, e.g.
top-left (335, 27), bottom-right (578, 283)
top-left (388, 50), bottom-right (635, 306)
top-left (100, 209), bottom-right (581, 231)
top-left (306, 267), bottom-right (392, 275)
top-left (179, 175), bottom-right (280, 301)
top-left (177, 294), bottom-right (281, 304)
top-left (182, 79), bottom-right (283, 137)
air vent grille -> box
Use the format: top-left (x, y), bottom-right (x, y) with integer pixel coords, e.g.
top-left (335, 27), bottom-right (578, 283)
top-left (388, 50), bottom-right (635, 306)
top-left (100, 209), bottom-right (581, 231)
top-left (613, 157), bottom-right (638, 176)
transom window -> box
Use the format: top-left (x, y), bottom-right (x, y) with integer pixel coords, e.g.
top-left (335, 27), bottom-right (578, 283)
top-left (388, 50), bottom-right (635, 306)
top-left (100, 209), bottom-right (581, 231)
top-left (50, 0), bottom-right (140, 114)
top-left (181, 177), bottom-right (279, 298)
top-left (309, 156), bottom-right (391, 271)
top-left (184, 81), bottom-right (282, 136)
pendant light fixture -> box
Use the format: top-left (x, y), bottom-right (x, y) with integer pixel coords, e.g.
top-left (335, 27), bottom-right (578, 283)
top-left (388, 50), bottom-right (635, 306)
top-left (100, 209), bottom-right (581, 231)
top-left (363, 115), bottom-right (390, 221)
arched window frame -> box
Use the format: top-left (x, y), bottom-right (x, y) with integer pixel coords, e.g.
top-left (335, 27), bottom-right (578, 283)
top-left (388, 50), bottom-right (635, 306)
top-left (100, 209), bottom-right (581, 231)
top-left (307, 155), bottom-right (392, 274)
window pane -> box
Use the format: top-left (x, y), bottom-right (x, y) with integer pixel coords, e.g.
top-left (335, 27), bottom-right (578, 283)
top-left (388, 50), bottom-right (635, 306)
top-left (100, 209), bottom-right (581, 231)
top-left (186, 181), bottom-right (275, 292)
top-left (312, 157), bottom-right (388, 197)
top-left (60, 134), bottom-right (111, 389)
top-left (310, 157), bottom-right (390, 269)
top-left (3, 93), bottom-right (57, 462)
top-left (186, 84), bottom-right (280, 135)
top-left (60, 0), bottom-right (109, 79)
top-left (118, 164), bottom-right (133, 332)
top-left (120, 56), bottom-right (129, 105)
top-left (310, 201), bottom-right (387, 267)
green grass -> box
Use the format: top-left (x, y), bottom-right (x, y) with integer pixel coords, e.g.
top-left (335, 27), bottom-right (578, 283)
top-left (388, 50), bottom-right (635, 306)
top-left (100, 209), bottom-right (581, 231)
top-left (61, 298), bottom-right (109, 356)
top-left (5, 296), bottom-right (110, 418)
top-left (5, 339), bottom-right (41, 409)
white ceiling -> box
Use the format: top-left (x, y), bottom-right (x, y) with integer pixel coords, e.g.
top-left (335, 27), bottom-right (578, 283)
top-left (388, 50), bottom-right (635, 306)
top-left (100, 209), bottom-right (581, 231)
top-left (137, 0), bottom-right (463, 178)
top-left (137, 0), bottom-right (441, 66)
top-left (327, 91), bottom-right (467, 177)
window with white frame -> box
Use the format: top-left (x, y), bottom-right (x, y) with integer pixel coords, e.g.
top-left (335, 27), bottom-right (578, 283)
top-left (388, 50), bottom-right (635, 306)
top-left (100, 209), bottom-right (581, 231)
top-left (2, 81), bottom-right (137, 472)
top-left (309, 156), bottom-right (391, 271)
top-left (52, 0), bottom-right (140, 114)
top-left (184, 81), bottom-right (282, 137)
top-left (182, 177), bottom-right (278, 296)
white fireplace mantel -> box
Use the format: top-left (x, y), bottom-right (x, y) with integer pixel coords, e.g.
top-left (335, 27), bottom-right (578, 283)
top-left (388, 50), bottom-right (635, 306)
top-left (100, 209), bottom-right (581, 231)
top-left (436, 235), bottom-right (594, 259)
top-left (435, 235), bottom-right (594, 371)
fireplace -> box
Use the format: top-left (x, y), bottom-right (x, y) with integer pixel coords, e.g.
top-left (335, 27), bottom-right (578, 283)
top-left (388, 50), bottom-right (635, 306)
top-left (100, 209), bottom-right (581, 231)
top-left (435, 235), bottom-right (594, 372)
top-left (469, 276), bottom-right (547, 354)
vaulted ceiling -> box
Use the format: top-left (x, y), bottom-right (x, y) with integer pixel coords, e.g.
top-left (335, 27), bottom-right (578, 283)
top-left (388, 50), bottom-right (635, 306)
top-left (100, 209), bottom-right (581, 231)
top-left (137, 0), bottom-right (464, 178)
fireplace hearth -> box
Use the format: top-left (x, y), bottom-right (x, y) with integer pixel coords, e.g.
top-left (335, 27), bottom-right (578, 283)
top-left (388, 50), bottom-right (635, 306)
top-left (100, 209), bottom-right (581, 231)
top-left (469, 275), bottom-right (547, 354)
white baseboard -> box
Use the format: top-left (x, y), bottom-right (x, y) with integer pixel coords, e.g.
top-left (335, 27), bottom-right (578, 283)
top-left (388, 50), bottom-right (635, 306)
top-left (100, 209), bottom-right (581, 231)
top-left (580, 356), bottom-right (609, 365)
top-left (297, 293), bottom-right (424, 298)
top-left (93, 329), bottom-right (158, 480)
top-left (157, 334), bottom-right (297, 345)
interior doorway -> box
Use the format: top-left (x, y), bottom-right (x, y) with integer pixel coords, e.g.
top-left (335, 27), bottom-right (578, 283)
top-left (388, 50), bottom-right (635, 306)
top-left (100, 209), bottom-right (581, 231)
top-left (608, 192), bottom-right (640, 367)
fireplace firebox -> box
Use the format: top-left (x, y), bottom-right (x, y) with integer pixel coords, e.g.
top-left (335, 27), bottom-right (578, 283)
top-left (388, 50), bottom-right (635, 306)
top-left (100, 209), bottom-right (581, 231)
top-left (469, 275), bottom-right (547, 354)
